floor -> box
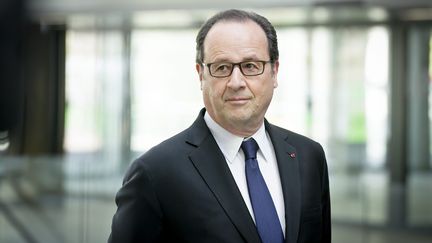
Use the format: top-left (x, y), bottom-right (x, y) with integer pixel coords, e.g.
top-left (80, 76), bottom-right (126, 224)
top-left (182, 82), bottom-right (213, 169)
top-left (0, 156), bottom-right (431, 243)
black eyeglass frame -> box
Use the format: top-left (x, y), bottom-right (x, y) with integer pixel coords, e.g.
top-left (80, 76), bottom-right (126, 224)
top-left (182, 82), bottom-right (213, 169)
top-left (202, 60), bottom-right (272, 78)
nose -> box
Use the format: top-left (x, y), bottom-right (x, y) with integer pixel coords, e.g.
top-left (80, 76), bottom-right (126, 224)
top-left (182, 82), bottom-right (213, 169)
top-left (227, 66), bottom-right (246, 90)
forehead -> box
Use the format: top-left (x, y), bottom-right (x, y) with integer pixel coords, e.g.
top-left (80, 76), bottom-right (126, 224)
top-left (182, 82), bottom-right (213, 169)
top-left (203, 20), bottom-right (269, 62)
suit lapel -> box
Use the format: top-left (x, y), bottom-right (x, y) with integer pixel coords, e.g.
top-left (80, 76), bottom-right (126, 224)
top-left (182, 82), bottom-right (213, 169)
top-left (186, 110), bottom-right (261, 243)
top-left (266, 122), bottom-right (301, 243)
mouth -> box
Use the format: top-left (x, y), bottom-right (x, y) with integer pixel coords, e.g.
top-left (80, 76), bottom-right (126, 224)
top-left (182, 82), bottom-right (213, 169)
top-left (225, 97), bottom-right (251, 105)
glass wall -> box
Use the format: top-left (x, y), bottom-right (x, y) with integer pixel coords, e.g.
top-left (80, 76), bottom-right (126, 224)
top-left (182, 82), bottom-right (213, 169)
top-left (269, 26), bottom-right (390, 225)
top-left (1, 8), bottom-right (432, 243)
top-left (130, 29), bottom-right (201, 151)
top-left (64, 20), bottom-right (393, 234)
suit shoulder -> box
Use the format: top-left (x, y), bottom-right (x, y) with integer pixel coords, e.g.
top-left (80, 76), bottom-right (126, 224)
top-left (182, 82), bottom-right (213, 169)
top-left (139, 129), bottom-right (190, 160)
top-left (268, 123), bottom-right (327, 173)
top-left (269, 124), bottom-right (324, 151)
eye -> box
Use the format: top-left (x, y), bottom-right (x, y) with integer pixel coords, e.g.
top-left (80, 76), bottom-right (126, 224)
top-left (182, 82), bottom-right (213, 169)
top-left (242, 62), bottom-right (259, 70)
top-left (214, 63), bottom-right (230, 72)
top-left (211, 63), bottom-right (233, 75)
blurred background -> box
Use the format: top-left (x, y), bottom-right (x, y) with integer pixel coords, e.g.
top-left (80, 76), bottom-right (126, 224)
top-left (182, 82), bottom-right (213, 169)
top-left (0, 0), bottom-right (432, 242)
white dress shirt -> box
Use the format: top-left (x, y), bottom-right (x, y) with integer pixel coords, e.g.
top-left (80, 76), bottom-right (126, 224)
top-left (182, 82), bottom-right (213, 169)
top-left (204, 112), bottom-right (286, 236)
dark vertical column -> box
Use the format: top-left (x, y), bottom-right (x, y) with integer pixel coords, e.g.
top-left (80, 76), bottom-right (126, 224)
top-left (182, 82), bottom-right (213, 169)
top-left (0, 0), bottom-right (25, 132)
top-left (8, 23), bottom-right (66, 156)
top-left (50, 25), bottom-right (66, 155)
top-left (407, 26), bottom-right (431, 172)
top-left (387, 23), bottom-right (432, 227)
top-left (387, 22), bottom-right (408, 227)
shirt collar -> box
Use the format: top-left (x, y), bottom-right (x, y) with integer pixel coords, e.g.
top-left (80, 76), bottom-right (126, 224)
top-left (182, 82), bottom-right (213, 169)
top-left (248, 123), bottom-right (273, 163)
top-left (204, 112), bottom-right (272, 163)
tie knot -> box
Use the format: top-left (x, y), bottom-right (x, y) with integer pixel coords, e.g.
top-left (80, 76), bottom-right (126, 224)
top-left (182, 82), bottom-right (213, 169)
top-left (241, 138), bottom-right (259, 160)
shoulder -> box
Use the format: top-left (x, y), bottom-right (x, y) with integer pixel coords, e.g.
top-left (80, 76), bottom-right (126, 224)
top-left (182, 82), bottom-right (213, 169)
top-left (268, 123), bottom-right (323, 151)
top-left (267, 122), bottom-right (327, 169)
top-left (267, 122), bottom-right (328, 180)
top-left (136, 128), bottom-right (193, 167)
top-left (124, 122), bottom-right (206, 180)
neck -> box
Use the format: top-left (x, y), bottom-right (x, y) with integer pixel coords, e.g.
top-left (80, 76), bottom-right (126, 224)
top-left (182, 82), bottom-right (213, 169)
top-left (204, 110), bottom-right (265, 137)
top-left (224, 119), bottom-right (263, 137)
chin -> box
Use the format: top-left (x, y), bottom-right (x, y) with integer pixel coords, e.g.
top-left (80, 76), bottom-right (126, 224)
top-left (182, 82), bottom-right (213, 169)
top-left (226, 112), bottom-right (254, 124)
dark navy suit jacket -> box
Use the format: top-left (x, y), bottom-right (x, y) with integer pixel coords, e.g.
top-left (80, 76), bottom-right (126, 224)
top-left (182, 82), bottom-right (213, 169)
top-left (108, 109), bottom-right (331, 243)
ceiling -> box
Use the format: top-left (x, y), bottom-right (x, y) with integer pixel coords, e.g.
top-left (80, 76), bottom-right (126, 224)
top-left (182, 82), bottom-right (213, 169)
top-left (27, 0), bottom-right (432, 27)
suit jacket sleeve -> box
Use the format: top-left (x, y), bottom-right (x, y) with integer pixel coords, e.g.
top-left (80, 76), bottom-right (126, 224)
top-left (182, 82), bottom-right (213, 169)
top-left (320, 144), bottom-right (331, 243)
top-left (108, 159), bottom-right (164, 243)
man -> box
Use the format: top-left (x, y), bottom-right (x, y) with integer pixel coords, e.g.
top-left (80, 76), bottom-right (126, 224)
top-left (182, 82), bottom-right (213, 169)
top-left (109, 9), bottom-right (331, 243)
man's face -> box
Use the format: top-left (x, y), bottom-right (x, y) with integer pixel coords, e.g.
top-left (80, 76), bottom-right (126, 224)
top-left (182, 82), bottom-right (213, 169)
top-left (196, 20), bottom-right (279, 137)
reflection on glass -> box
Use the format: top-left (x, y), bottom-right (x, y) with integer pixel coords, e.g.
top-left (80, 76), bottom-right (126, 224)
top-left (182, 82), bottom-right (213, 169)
top-left (364, 26), bottom-right (389, 169)
top-left (268, 28), bottom-right (308, 135)
top-left (65, 31), bottom-right (124, 155)
top-left (268, 26), bottom-right (389, 224)
top-left (130, 30), bottom-right (202, 151)
top-left (65, 32), bottom-right (102, 152)
top-left (311, 27), bottom-right (332, 150)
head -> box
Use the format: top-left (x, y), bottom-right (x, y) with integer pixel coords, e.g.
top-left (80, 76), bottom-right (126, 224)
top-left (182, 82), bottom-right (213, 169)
top-left (195, 9), bottom-right (279, 137)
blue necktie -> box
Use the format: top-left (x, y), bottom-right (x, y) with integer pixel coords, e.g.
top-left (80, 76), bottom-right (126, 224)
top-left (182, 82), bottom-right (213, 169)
top-left (242, 138), bottom-right (284, 243)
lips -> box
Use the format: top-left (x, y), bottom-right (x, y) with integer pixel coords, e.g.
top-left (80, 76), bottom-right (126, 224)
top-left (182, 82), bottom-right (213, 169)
top-left (225, 96), bottom-right (251, 105)
top-left (225, 97), bottom-right (250, 102)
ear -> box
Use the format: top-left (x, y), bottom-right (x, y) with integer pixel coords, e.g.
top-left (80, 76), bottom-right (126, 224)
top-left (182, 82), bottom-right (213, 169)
top-left (196, 63), bottom-right (204, 80)
top-left (196, 63), bottom-right (204, 90)
top-left (272, 60), bottom-right (279, 88)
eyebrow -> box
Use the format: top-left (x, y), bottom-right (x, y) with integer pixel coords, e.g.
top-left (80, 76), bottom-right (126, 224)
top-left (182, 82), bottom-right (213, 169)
top-left (210, 55), bottom-right (263, 63)
top-left (242, 55), bottom-right (261, 61)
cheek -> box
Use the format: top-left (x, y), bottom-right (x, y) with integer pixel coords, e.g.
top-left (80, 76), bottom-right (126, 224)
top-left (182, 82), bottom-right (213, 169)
top-left (209, 82), bottom-right (225, 98)
top-left (250, 80), bottom-right (273, 98)
top-left (202, 81), bottom-right (225, 103)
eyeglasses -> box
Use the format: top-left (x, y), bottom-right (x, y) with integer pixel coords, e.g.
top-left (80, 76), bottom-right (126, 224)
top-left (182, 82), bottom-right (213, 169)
top-left (203, 60), bottom-right (271, 78)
